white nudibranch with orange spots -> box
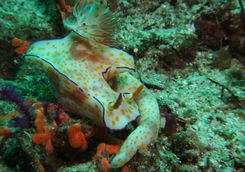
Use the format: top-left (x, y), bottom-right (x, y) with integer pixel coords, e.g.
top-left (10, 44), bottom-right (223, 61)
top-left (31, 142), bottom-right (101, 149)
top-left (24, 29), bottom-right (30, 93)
top-left (24, 0), bottom-right (161, 168)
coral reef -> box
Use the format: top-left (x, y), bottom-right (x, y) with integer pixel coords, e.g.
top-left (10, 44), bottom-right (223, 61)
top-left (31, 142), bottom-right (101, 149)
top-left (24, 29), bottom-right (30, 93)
top-left (0, 0), bottom-right (244, 172)
top-left (0, 0), bottom-right (65, 79)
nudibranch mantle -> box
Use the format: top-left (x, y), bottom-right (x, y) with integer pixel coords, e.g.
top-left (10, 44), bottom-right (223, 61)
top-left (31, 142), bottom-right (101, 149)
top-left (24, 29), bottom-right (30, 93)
top-left (25, 33), bottom-right (140, 130)
top-left (24, 0), bottom-right (161, 168)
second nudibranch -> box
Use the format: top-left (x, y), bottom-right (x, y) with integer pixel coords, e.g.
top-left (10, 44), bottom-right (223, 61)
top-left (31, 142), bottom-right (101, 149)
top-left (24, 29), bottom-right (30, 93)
top-left (24, 0), bottom-right (161, 168)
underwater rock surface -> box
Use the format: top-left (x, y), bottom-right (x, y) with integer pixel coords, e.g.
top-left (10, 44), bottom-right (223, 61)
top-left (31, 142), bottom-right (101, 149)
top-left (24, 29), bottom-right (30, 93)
top-left (0, 0), bottom-right (245, 172)
top-left (0, 0), bottom-right (64, 79)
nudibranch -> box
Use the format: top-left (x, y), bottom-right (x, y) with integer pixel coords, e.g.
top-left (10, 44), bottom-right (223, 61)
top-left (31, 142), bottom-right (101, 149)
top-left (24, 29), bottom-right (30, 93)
top-left (24, 0), bottom-right (161, 168)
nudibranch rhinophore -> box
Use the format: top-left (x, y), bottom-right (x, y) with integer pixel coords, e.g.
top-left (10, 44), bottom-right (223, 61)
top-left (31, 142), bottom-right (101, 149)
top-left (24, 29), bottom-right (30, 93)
top-left (24, 0), bottom-right (161, 168)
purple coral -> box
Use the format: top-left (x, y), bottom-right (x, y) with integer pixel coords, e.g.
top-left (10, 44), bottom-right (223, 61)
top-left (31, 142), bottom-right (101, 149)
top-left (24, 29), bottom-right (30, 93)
top-left (0, 84), bottom-right (31, 128)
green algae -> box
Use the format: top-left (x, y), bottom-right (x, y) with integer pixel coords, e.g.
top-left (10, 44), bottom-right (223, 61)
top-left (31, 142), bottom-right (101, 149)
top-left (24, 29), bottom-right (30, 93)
top-left (0, 0), bottom-right (62, 41)
top-left (115, 2), bottom-right (197, 52)
top-left (0, 160), bottom-right (12, 172)
top-left (137, 51), bottom-right (245, 171)
top-left (57, 162), bottom-right (96, 172)
top-left (15, 63), bottom-right (57, 102)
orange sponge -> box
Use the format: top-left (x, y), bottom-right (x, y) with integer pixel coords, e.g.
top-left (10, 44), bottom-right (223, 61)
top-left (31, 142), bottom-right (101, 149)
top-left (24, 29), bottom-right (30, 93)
top-left (106, 144), bottom-right (121, 155)
top-left (12, 38), bottom-right (23, 47)
top-left (93, 143), bottom-right (106, 159)
top-left (32, 112), bottom-right (53, 153)
top-left (67, 124), bottom-right (88, 150)
top-left (35, 111), bottom-right (44, 133)
top-left (121, 165), bottom-right (131, 172)
top-left (11, 38), bottom-right (30, 54)
top-left (101, 157), bottom-right (110, 172)
top-left (0, 126), bottom-right (12, 143)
